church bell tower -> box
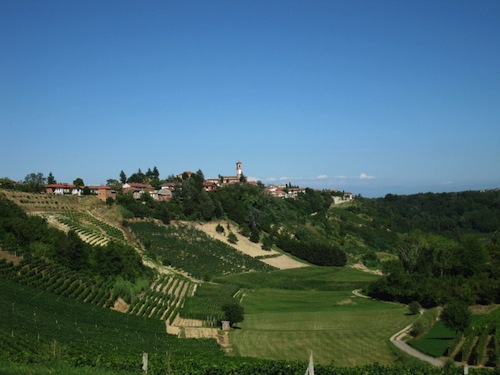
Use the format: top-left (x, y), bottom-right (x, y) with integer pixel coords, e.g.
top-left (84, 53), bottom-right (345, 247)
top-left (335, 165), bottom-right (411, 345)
top-left (236, 161), bottom-right (242, 180)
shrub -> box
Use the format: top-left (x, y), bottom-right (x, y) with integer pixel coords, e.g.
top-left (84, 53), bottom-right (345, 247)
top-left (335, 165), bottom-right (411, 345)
top-left (222, 303), bottom-right (244, 327)
top-left (227, 232), bottom-right (238, 244)
top-left (409, 301), bottom-right (422, 315)
top-left (411, 319), bottom-right (427, 337)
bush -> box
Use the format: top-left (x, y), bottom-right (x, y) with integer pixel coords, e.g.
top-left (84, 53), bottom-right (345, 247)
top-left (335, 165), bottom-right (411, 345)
top-left (409, 301), bottom-right (422, 315)
top-left (227, 232), bottom-right (238, 244)
top-left (411, 319), bottom-right (427, 337)
top-left (222, 303), bottom-right (244, 327)
top-left (215, 224), bottom-right (225, 234)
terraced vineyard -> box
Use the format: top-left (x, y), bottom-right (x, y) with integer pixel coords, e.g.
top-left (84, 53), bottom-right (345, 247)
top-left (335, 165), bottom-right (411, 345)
top-left (129, 221), bottom-right (275, 279)
top-left (0, 274), bottom-right (224, 372)
top-left (0, 257), bottom-right (115, 308)
top-left (181, 282), bottom-right (242, 323)
top-left (2, 191), bottom-right (101, 212)
top-left (0, 255), bottom-right (201, 326)
top-left (42, 211), bottom-right (127, 247)
top-left (127, 274), bottom-right (195, 324)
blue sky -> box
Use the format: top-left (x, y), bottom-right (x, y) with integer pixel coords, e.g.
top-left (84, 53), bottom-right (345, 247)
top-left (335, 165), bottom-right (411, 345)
top-left (1, 1), bottom-right (499, 197)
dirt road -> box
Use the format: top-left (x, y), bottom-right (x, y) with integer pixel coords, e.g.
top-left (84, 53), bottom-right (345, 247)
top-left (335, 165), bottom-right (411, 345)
top-left (390, 324), bottom-right (445, 367)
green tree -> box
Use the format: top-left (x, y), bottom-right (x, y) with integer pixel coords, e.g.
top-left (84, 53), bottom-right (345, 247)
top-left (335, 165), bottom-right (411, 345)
top-left (222, 303), bottom-right (244, 327)
top-left (408, 301), bottom-right (422, 315)
top-left (73, 178), bottom-right (84, 188)
top-left (23, 172), bottom-right (46, 192)
top-left (152, 166), bottom-right (160, 180)
top-left (47, 172), bottom-right (56, 184)
top-left (250, 226), bottom-right (260, 243)
top-left (0, 177), bottom-right (17, 190)
top-left (262, 235), bottom-right (273, 250)
top-left (227, 232), bottom-right (238, 244)
top-left (106, 179), bottom-right (122, 191)
top-left (119, 170), bottom-right (127, 184)
top-left (441, 300), bottom-right (471, 334)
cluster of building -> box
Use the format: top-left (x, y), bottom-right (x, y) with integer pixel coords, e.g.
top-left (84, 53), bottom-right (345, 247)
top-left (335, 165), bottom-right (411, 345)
top-left (44, 161), bottom-right (354, 203)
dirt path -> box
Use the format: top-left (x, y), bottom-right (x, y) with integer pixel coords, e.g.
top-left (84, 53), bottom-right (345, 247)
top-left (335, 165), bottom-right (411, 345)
top-left (390, 324), bottom-right (445, 367)
top-left (352, 287), bottom-right (445, 367)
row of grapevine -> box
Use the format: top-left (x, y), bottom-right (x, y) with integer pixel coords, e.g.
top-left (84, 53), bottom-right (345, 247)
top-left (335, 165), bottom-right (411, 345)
top-left (1, 262), bottom-right (497, 374)
top-left (126, 274), bottom-right (194, 323)
top-left (447, 308), bottom-right (500, 367)
top-left (181, 282), bottom-right (241, 322)
top-left (3, 191), bottom-right (100, 212)
top-left (129, 221), bottom-right (275, 279)
top-left (0, 257), bottom-right (114, 310)
top-left (43, 211), bottom-right (126, 247)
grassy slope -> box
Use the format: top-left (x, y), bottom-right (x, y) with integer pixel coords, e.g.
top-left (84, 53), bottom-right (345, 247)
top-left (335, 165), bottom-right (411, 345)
top-left (1, 192), bottom-right (429, 369)
top-left (216, 266), bottom-right (379, 290)
top-left (231, 288), bottom-right (416, 366)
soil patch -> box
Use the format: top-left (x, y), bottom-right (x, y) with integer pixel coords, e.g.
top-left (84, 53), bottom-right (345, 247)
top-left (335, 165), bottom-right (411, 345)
top-left (0, 250), bottom-right (22, 266)
top-left (351, 262), bottom-right (383, 275)
top-left (182, 220), bottom-right (308, 270)
top-left (111, 297), bottom-right (129, 313)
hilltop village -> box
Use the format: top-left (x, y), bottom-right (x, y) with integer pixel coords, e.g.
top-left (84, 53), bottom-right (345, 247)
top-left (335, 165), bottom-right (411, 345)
top-left (43, 161), bottom-right (354, 203)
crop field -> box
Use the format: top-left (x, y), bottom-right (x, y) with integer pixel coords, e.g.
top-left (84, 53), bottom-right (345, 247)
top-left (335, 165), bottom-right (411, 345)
top-left (0, 256), bottom-right (198, 326)
top-left (408, 320), bottom-right (455, 358)
top-left (181, 282), bottom-right (241, 323)
top-left (129, 221), bottom-right (275, 279)
top-left (409, 309), bottom-right (500, 367)
top-left (43, 211), bottom-right (127, 247)
top-left (0, 257), bottom-right (116, 308)
top-left (230, 288), bottom-right (416, 366)
top-left (127, 274), bottom-right (194, 323)
top-left (215, 265), bottom-right (380, 290)
top-left (2, 191), bottom-right (101, 212)
top-left (0, 274), bottom-right (222, 372)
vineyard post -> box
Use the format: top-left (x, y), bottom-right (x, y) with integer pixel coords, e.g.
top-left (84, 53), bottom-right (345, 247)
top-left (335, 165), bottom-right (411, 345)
top-left (142, 352), bottom-right (148, 373)
top-left (166, 351), bottom-right (172, 374)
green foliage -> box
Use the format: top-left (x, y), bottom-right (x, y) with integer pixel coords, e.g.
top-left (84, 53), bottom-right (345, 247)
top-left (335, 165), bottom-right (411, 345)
top-left (22, 172), bottom-right (46, 193)
top-left (222, 302), bottom-right (244, 326)
top-left (275, 233), bottom-right (347, 266)
top-left (0, 275), bottom-right (222, 372)
top-left (409, 319), bottom-right (456, 357)
top-left (441, 300), bottom-right (471, 334)
top-left (250, 226), bottom-right (260, 243)
top-left (73, 177), bottom-right (84, 188)
top-left (129, 222), bottom-right (273, 279)
top-left (92, 241), bottom-right (144, 281)
top-left (215, 266), bottom-right (379, 291)
top-left (261, 234), bottom-right (273, 250)
top-left (227, 231), bottom-right (238, 244)
top-left (367, 232), bottom-right (499, 307)
top-left (408, 301), bottom-right (422, 315)
top-left (181, 283), bottom-right (240, 322)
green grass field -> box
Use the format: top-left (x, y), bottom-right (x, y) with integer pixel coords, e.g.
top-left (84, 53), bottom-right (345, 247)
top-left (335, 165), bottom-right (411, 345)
top-left (216, 266), bottom-right (380, 291)
top-left (408, 320), bottom-right (456, 357)
top-left (230, 288), bottom-right (416, 366)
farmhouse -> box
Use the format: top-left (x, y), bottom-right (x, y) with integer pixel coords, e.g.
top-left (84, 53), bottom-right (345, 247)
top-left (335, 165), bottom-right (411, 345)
top-left (45, 183), bottom-right (116, 201)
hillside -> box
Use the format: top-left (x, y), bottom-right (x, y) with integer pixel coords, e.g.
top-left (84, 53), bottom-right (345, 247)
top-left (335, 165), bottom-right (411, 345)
top-left (1, 187), bottom-right (499, 373)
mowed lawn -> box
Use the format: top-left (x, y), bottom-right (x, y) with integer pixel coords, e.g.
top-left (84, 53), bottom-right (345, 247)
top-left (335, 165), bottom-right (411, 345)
top-left (231, 289), bottom-right (416, 366)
